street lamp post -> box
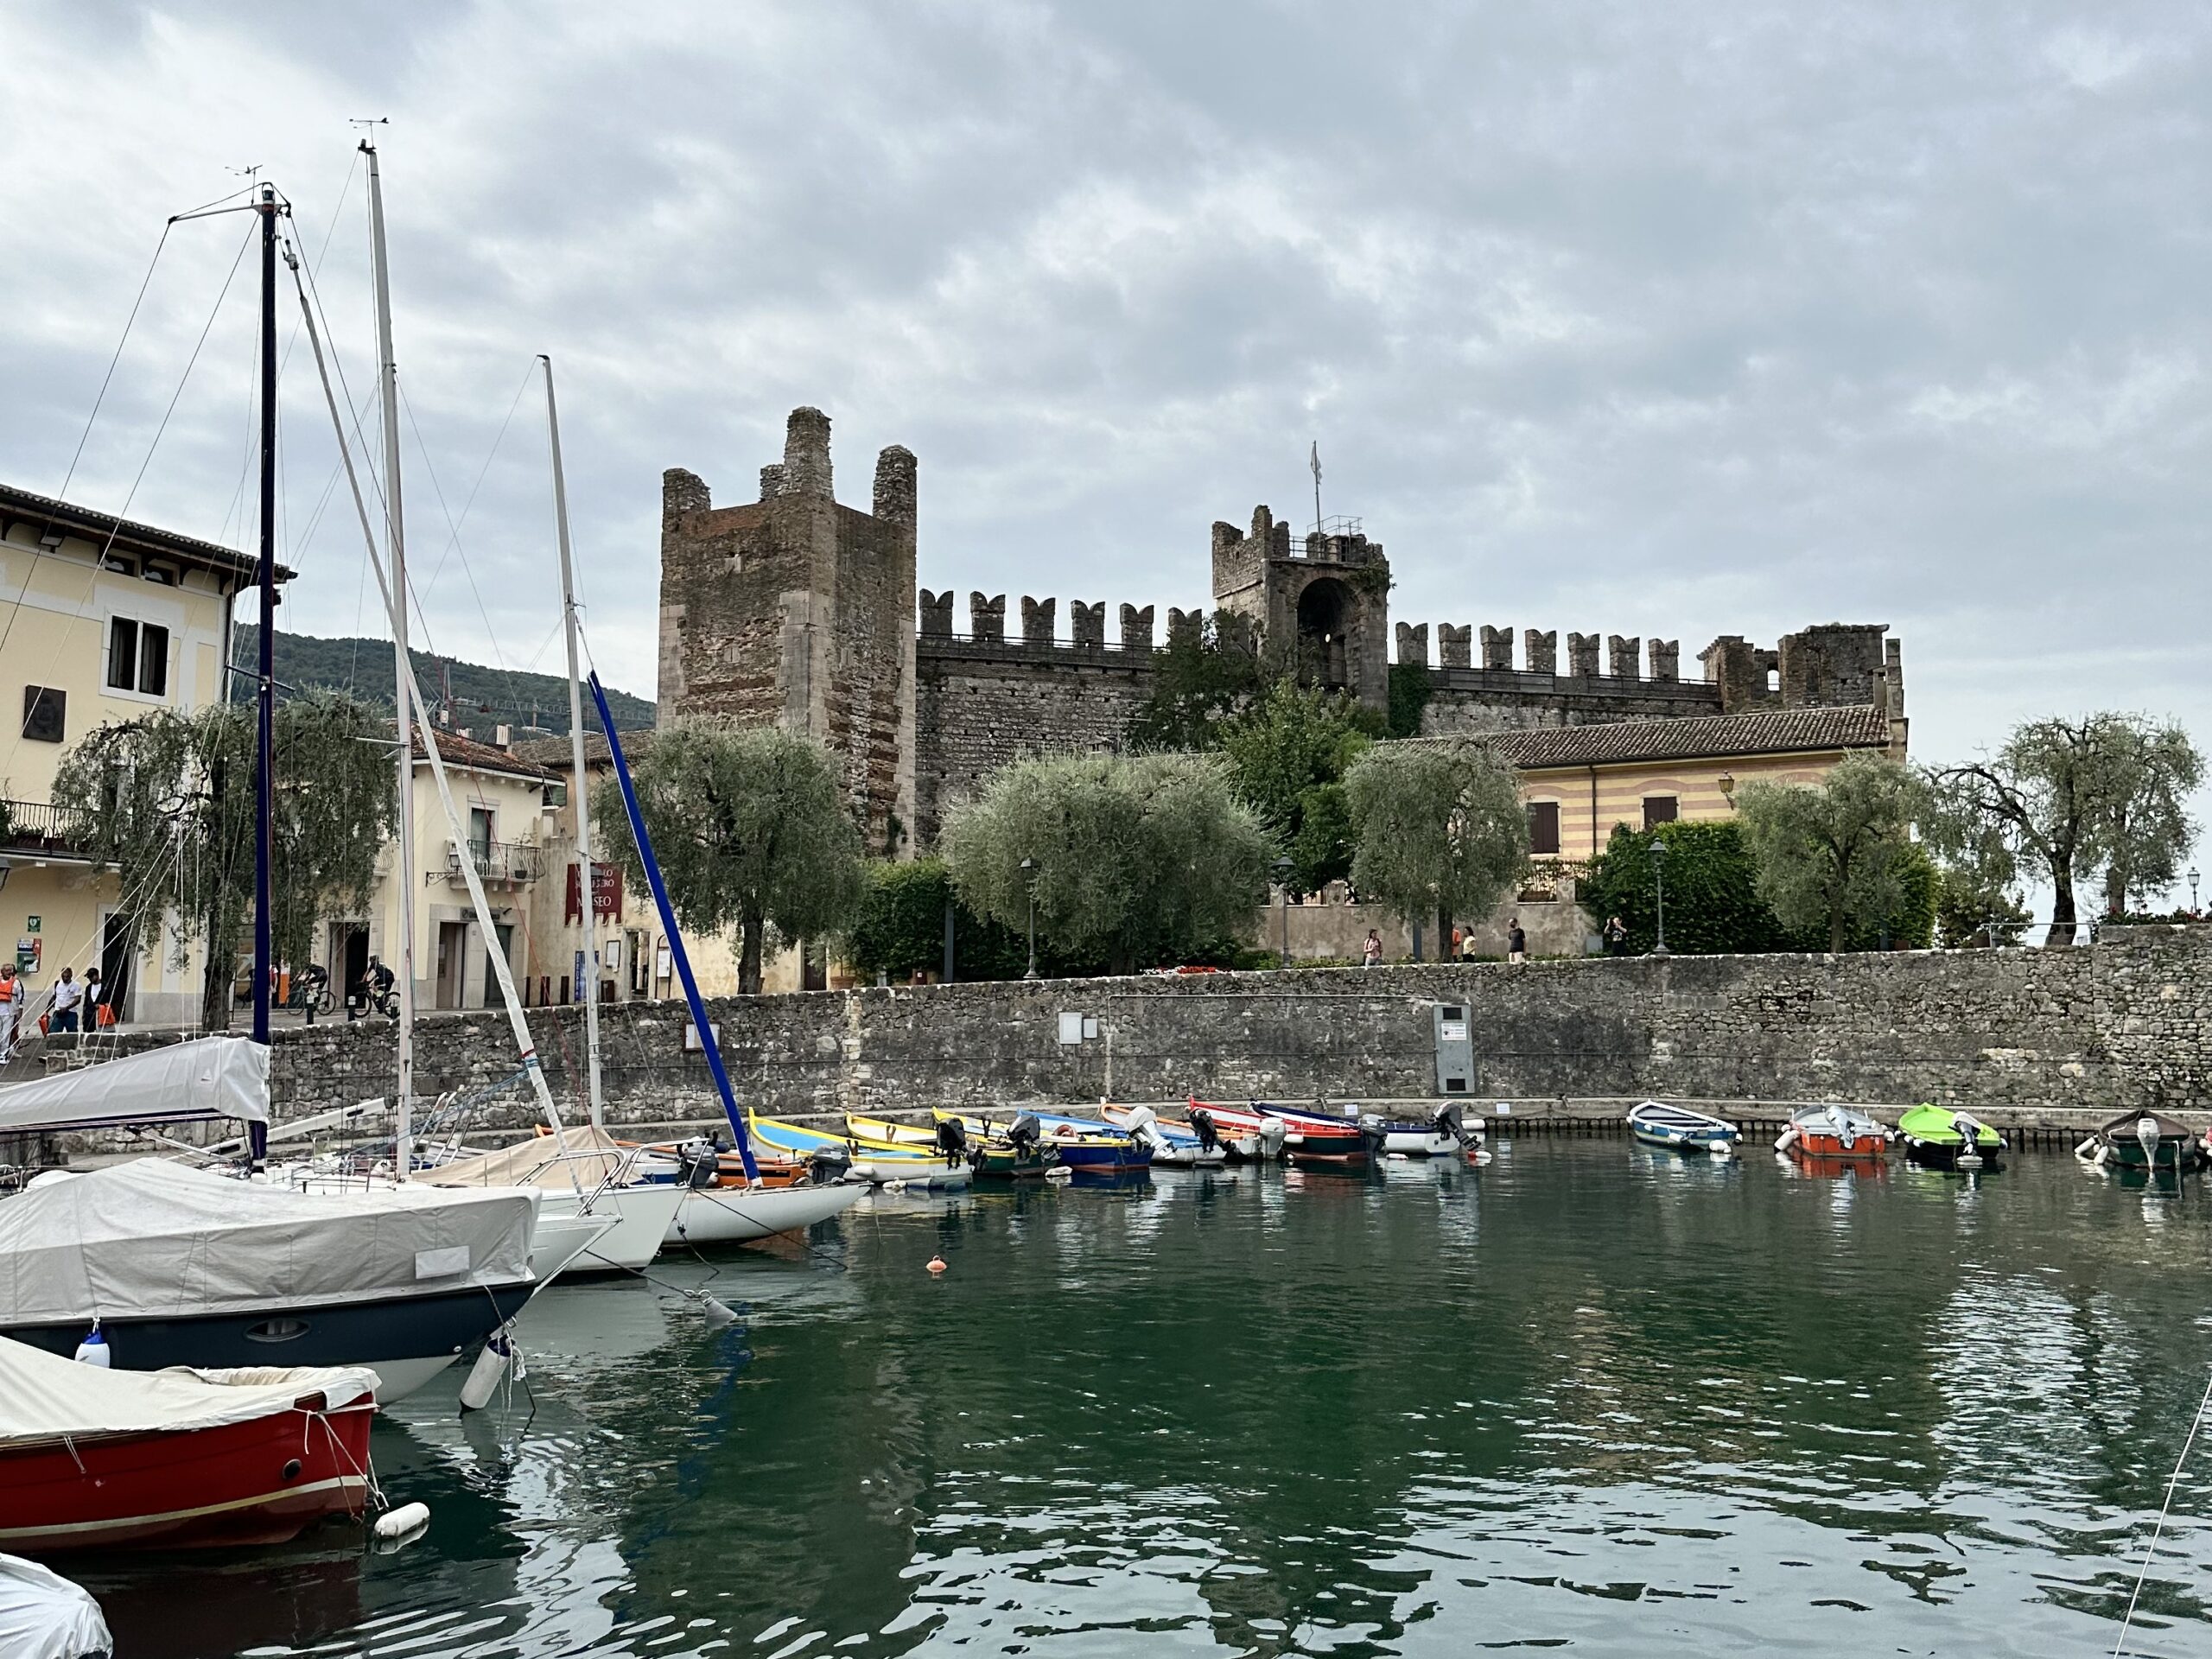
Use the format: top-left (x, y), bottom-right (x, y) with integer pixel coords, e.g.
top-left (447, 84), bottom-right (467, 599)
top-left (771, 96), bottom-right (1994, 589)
top-left (1020, 857), bottom-right (1039, 980)
top-left (1648, 836), bottom-right (1669, 957)
top-left (1274, 857), bottom-right (1294, 967)
top-left (2190, 866), bottom-right (2201, 914)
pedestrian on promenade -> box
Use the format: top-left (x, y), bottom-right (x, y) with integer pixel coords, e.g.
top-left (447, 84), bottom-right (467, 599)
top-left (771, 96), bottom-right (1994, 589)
top-left (83, 967), bottom-right (107, 1027)
top-left (1460, 927), bottom-right (1479, 962)
top-left (48, 967), bottom-right (82, 1033)
top-left (0, 963), bottom-right (22, 1058)
top-left (1508, 919), bottom-right (1527, 964)
top-left (1602, 915), bottom-right (1627, 957)
top-left (1362, 929), bottom-right (1382, 969)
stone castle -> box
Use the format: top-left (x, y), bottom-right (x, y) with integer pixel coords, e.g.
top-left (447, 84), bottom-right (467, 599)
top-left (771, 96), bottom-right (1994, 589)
top-left (658, 409), bottom-right (1905, 851)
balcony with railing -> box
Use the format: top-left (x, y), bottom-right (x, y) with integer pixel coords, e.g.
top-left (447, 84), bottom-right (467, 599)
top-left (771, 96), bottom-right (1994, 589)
top-left (0, 799), bottom-right (92, 861)
top-left (442, 836), bottom-right (544, 887)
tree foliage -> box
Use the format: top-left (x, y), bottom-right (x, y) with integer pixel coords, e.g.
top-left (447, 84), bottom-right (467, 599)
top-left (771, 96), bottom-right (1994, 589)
top-left (1933, 857), bottom-right (2031, 948)
top-left (1127, 611), bottom-right (1270, 753)
top-left (593, 722), bottom-right (865, 995)
top-left (1581, 820), bottom-right (1796, 956)
top-left (1735, 753), bottom-right (1925, 954)
top-left (941, 752), bottom-right (1274, 974)
top-left (52, 690), bottom-right (396, 1027)
top-left (1344, 740), bottom-right (1529, 938)
top-left (842, 857), bottom-right (1098, 982)
top-left (1583, 815), bottom-right (1936, 957)
top-left (1386, 662), bottom-right (1434, 740)
top-left (1216, 680), bottom-right (1379, 892)
top-left (1924, 712), bottom-right (2202, 944)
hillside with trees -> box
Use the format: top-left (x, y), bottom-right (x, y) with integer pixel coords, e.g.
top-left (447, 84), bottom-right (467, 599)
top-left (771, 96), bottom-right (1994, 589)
top-left (231, 626), bottom-right (655, 738)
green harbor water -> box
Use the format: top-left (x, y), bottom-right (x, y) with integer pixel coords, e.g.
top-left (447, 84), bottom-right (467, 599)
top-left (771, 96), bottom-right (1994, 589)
top-left (78, 1140), bottom-right (2212, 1657)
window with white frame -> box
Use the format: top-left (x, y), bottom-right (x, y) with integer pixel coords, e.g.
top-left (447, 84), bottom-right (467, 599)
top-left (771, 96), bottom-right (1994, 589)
top-left (106, 617), bottom-right (169, 696)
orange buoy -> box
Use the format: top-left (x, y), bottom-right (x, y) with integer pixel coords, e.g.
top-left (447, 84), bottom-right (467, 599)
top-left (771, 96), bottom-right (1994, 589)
top-left (925, 1255), bottom-right (948, 1274)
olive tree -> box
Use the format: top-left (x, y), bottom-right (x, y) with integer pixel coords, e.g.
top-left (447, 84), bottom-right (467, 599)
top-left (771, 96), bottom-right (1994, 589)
top-left (593, 722), bottom-right (866, 995)
top-left (1735, 752), bottom-right (1924, 954)
top-left (52, 690), bottom-right (395, 1028)
top-left (1344, 740), bottom-right (1529, 947)
top-left (942, 752), bottom-right (1274, 974)
top-left (1924, 713), bottom-right (2202, 944)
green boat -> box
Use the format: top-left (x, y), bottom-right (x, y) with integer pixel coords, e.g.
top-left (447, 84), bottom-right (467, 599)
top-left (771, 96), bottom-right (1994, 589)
top-left (2075, 1110), bottom-right (2208, 1172)
top-left (1897, 1104), bottom-right (2005, 1170)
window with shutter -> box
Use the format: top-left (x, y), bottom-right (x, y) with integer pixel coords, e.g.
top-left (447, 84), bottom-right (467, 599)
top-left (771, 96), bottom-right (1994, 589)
top-left (1642, 795), bottom-right (1678, 827)
top-left (1527, 800), bottom-right (1560, 855)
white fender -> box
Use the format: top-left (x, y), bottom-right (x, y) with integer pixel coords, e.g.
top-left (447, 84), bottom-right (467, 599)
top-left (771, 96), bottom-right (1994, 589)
top-left (458, 1328), bottom-right (512, 1412)
top-left (374, 1502), bottom-right (430, 1541)
top-left (1774, 1128), bottom-right (1800, 1154)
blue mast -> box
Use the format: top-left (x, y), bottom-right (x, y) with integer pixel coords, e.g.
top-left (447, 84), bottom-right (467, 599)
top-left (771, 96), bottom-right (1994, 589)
top-left (586, 673), bottom-right (760, 1183)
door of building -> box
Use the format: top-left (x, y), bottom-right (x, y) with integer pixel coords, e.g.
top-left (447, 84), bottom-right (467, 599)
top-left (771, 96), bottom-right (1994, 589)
top-left (329, 923), bottom-right (369, 1012)
top-left (483, 923), bottom-right (514, 1007)
top-left (98, 912), bottom-right (134, 1026)
top-left (435, 921), bottom-right (467, 1010)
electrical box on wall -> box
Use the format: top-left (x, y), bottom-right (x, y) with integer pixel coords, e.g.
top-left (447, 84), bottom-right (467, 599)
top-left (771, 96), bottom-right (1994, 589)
top-left (1433, 1001), bottom-right (1472, 1095)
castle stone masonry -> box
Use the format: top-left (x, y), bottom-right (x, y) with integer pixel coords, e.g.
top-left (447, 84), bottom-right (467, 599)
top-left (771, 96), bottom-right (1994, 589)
top-left (658, 409), bottom-right (1909, 849)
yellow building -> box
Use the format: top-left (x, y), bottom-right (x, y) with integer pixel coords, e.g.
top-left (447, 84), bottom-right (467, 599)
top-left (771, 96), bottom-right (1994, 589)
top-left (1496, 701), bottom-right (1908, 863)
top-left (0, 484), bottom-right (270, 1027)
top-left (313, 727), bottom-right (570, 1015)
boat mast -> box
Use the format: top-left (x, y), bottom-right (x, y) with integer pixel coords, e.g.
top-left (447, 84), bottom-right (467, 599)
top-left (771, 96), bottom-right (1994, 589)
top-left (542, 357), bottom-right (604, 1130)
top-left (251, 181), bottom-right (277, 1166)
top-left (363, 138), bottom-right (416, 1179)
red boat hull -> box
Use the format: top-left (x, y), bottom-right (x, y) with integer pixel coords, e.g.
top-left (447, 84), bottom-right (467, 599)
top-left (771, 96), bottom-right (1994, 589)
top-left (1792, 1131), bottom-right (1887, 1160)
top-left (0, 1399), bottom-right (374, 1553)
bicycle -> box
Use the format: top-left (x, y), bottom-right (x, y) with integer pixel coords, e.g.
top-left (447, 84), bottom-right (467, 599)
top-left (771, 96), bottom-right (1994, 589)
top-left (283, 963), bottom-right (335, 1015)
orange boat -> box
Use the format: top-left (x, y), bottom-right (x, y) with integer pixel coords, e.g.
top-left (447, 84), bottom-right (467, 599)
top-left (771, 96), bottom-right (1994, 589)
top-left (1775, 1104), bottom-right (1890, 1162)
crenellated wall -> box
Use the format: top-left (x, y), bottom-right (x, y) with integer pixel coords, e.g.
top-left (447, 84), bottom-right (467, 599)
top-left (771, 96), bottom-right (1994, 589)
top-left (912, 590), bottom-right (1161, 845)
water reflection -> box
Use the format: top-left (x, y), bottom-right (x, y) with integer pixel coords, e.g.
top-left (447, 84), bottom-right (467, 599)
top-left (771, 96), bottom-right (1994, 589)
top-left (77, 1141), bottom-right (2212, 1658)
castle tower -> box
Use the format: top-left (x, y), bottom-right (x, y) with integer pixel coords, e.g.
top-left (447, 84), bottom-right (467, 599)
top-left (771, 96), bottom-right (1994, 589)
top-left (1210, 505), bottom-right (1389, 709)
top-left (657, 408), bottom-right (917, 854)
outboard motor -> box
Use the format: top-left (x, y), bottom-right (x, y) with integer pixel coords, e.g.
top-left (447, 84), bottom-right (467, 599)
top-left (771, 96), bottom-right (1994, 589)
top-left (808, 1146), bottom-right (853, 1185)
top-left (676, 1136), bottom-right (723, 1189)
top-left (2136, 1115), bottom-right (2163, 1168)
top-left (935, 1116), bottom-right (969, 1163)
top-left (1954, 1113), bottom-right (1988, 1170)
top-left (1187, 1108), bottom-right (1220, 1153)
top-left (1434, 1102), bottom-right (1471, 1147)
top-left (1120, 1104), bottom-right (1166, 1153)
top-left (1256, 1116), bottom-right (1289, 1159)
top-left (1007, 1113), bottom-right (1042, 1157)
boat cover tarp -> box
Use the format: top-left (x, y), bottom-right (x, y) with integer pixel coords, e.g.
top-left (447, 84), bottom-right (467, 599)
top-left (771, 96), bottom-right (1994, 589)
top-left (0, 1038), bottom-right (267, 1135)
top-left (1789, 1103), bottom-right (1885, 1135)
top-left (427, 1126), bottom-right (629, 1190)
top-left (0, 1555), bottom-right (108, 1659)
top-left (0, 1332), bottom-right (377, 1444)
top-left (1630, 1101), bottom-right (1735, 1132)
top-left (0, 1160), bottom-right (536, 1325)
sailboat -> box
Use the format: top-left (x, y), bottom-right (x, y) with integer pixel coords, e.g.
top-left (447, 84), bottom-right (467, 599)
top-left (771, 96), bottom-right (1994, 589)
top-left (0, 181), bottom-right (543, 1404)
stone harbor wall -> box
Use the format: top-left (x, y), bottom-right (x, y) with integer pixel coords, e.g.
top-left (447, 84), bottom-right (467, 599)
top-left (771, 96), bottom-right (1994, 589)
top-left (226, 925), bottom-right (2209, 1136)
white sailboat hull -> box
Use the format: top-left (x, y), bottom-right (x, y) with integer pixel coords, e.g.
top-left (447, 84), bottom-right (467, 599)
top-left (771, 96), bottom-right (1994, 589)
top-left (538, 1183), bottom-right (688, 1273)
top-left (665, 1181), bottom-right (864, 1246)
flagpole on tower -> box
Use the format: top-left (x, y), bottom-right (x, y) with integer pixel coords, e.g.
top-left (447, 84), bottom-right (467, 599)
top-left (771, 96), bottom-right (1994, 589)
top-left (1310, 440), bottom-right (1323, 534)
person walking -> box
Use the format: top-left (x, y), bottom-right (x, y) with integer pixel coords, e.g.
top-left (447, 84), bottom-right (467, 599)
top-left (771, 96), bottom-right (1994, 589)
top-left (83, 966), bottom-right (110, 1028)
top-left (1362, 929), bottom-right (1382, 969)
top-left (1602, 914), bottom-right (1628, 957)
top-left (0, 963), bottom-right (22, 1058)
top-left (1508, 918), bottom-right (1528, 964)
top-left (1460, 927), bottom-right (1480, 962)
top-left (48, 967), bottom-right (82, 1034)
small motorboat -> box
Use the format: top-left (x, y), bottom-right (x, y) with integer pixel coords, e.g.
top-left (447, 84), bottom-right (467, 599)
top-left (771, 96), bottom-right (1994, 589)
top-left (964, 1114), bottom-right (1063, 1180)
top-left (0, 1554), bottom-right (109, 1657)
top-left (928, 1109), bottom-right (1150, 1175)
top-left (1775, 1104), bottom-right (1890, 1162)
top-left (2075, 1110), bottom-right (2207, 1173)
top-left (1626, 1101), bottom-right (1739, 1156)
top-left (1897, 1104), bottom-right (2005, 1170)
top-left (1170, 1101), bottom-right (1287, 1162)
top-left (0, 1334), bottom-right (377, 1553)
top-left (1102, 1104), bottom-right (1228, 1168)
top-left (1253, 1103), bottom-right (1377, 1170)
top-left (1358, 1102), bottom-right (1484, 1158)
top-left (750, 1115), bottom-right (969, 1187)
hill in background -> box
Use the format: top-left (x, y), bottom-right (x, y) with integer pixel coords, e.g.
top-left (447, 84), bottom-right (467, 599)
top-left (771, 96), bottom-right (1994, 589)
top-left (232, 626), bottom-right (656, 739)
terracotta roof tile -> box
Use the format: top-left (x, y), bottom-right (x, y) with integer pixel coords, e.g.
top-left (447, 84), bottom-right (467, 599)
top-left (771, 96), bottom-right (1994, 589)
top-left (1407, 704), bottom-right (1894, 770)
top-left (401, 724), bottom-right (556, 780)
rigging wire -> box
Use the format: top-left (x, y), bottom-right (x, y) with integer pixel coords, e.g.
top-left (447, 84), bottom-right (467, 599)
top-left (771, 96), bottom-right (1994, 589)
top-left (2112, 1360), bottom-right (2212, 1656)
top-left (49, 219), bottom-right (174, 509)
top-left (0, 213), bottom-right (258, 787)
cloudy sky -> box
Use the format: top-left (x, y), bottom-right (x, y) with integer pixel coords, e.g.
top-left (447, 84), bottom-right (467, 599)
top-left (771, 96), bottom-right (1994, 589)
top-left (3, 2), bottom-right (2206, 899)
